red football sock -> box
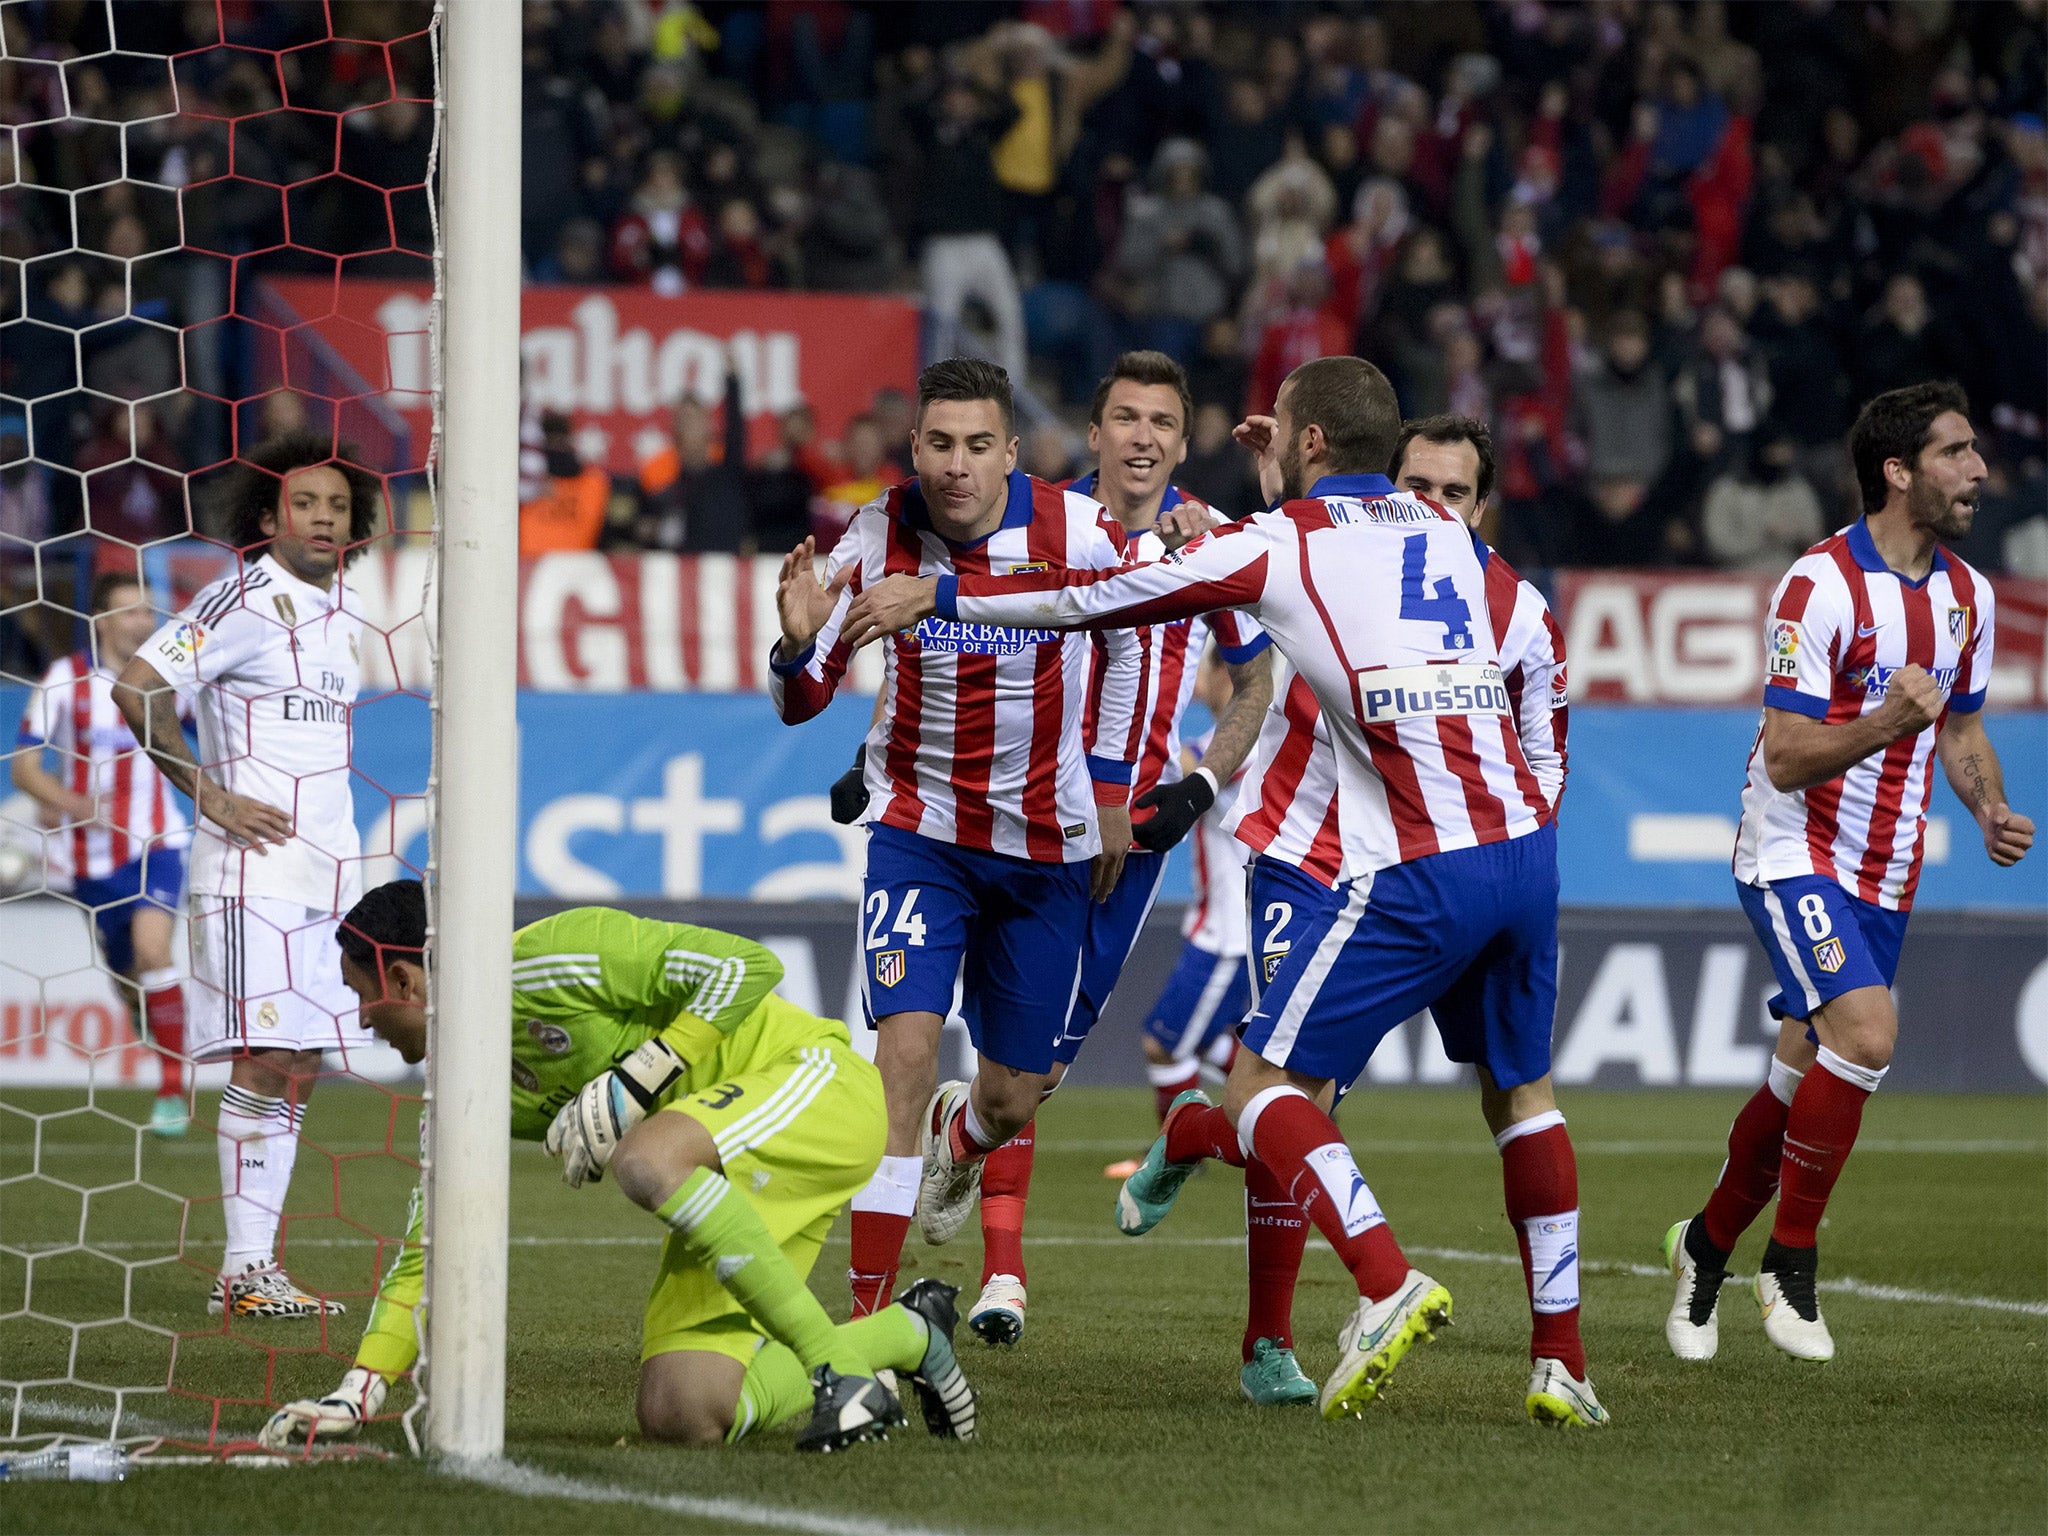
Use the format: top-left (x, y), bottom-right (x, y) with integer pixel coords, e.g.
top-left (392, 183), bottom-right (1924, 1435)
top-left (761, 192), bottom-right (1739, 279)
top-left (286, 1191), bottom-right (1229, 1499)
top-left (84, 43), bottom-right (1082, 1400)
top-left (1150, 1063), bottom-right (1201, 1123)
top-left (1244, 1089), bottom-right (1407, 1301)
top-left (1163, 1101), bottom-right (1245, 1167)
top-left (1499, 1116), bottom-right (1585, 1377)
top-left (978, 1121), bottom-right (1033, 1285)
top-left (847, 1209), bottom-right (911, 1317)
top-left (1701, 1072), bottom-right (1796, 1253)
top-left (1772, 1052), bottom-right (1878, 1249)
top-left (1242, 1156), bottom-right (1306, 1361)
top-left (945, 1101), bottom-right (999, 1164)
top-left (141, 977), bottom-right (187, 1097)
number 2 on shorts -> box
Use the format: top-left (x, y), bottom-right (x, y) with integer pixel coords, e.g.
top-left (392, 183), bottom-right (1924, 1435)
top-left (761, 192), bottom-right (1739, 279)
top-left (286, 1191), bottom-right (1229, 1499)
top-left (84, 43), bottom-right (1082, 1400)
top-left (865, 887), bottom-right (927, 949)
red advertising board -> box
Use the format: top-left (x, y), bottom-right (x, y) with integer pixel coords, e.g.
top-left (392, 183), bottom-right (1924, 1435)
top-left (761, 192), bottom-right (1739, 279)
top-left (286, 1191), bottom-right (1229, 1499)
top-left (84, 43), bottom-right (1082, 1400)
top-left (258, 279), bottom-right (921, 476)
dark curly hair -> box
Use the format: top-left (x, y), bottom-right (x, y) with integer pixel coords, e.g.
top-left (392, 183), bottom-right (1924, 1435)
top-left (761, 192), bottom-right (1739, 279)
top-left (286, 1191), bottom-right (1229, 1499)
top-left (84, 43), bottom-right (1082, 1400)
top-left (225, 431), bottom-right (383, 563)
top-left (1849, 380), bottom-right (1971, 515)
top-left (337, 878), bottom-right (427, 971)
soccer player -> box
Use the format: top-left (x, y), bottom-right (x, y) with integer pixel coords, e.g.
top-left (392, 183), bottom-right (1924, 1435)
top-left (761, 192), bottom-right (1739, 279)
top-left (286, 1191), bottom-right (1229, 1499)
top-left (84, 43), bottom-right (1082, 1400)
top-left (259, 882), bottom-right (976, 1455)
top-left (768, 358), bottom-right (1144, 1324)
top-left (13, 570), bottom-right (193, 1135)
top-left (1127, 651), bottom-right (1256, 1132)
top-left (1664, 381), bottom-right (2032, 1363)
top-left (964, 351), bottom-right (1274, 1346)
top-left (115, 432), bottom-right (379, 1319)
top-left (838, 359), bottom-right (1605, 1427)
top-left (1146, 414), bottom-right (1581, 1415)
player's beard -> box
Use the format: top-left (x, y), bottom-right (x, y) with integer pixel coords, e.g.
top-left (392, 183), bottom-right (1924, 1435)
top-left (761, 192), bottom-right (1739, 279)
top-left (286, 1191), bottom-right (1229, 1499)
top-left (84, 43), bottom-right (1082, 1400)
top-left (1908, 471), bottom-right (1975, 541)
top-left (1277, 432), bottom-right (1308, 502)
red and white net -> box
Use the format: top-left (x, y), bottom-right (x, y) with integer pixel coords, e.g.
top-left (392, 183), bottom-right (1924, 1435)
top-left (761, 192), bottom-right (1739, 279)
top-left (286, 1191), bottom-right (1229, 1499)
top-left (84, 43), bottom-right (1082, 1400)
top-left (2, 0), bottom-right (439, 1459)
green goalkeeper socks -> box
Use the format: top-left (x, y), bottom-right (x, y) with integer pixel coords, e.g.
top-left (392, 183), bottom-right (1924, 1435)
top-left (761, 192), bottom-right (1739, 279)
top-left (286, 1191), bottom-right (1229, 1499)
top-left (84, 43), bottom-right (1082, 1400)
top-left (728, 1306), bottom-right (930, 1443)
top-left (655, 1167), bottom-right (867, 1377)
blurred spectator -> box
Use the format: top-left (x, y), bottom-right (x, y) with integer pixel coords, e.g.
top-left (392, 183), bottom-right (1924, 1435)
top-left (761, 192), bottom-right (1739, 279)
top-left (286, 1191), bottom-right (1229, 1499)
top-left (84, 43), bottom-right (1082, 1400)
top-left (907, 70), bottom-right (1028, 383)
top-left (1111, 139), bottom-right (1245, 362)
top-left (1246, 258), bottom-right (1348, 416)
top-left (74, 404), bottom-right (184, 558)
top-left (1673, 305), bottom-right (1772, 474)
top-left (1701, 434), bottom-right (1825, 571)
top-left (1177, 401), bottom-right (1257, 513)
top-left (609, 152), bottom-right (712, 294)
top-left (635, 372), bottom-right (749, 553)
top-left (811, 413), bottom-right (898, 552)
top-left (1855, 272), bottom-right (1940, 403)
top-left (1571, 311), bottom-right (1674, 553)
top-left (535, 219), bottom-right (608, 284)
top-left (0, 413), bottom-right (52, 546)
top-left (1024, 425), bottom-right (1076, 484)
top-left (519, 411), bottom-right (612, 556)
top-left (746, 407), bottom-right (821, 553)
top-left (803, 162), bottom-right (896, 290)
top-left (1187, 316), bottom-right (1248, 415)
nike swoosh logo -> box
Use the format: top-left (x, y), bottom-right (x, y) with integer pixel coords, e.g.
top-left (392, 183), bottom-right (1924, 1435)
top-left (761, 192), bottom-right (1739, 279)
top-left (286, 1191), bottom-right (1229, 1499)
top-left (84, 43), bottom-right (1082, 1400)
top-left (1856, 624), bottom-right (1882, 638)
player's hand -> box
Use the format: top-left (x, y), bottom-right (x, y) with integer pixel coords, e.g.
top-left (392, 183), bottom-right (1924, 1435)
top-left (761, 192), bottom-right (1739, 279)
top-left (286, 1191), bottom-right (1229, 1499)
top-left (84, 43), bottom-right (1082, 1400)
top-left (1983, 802), bottom-right (2035, 867)
top-left (840, 575), bottom-right (940, 650)
top-left (198, 780), bottom-right (293, 853)
top-left (1232, 414), bottom-right (1286, 504)
top-left (1092, 803), bottom-right (1133, 902)
top-left (543, 1039), bottom-right (685, 1188)
top-left (829, 745), bottom-right (870, 825)
top-left (257, 1366), bottom-right (387, 1453)
top-left (1876, 664), bottom-right (1942, 740)
top-left (1131, 768), bottom-right (1216, 853)
top-left (775, 538), bottom-right (853, 657)
top-left (1155, 502), bottom-right (1223, 552)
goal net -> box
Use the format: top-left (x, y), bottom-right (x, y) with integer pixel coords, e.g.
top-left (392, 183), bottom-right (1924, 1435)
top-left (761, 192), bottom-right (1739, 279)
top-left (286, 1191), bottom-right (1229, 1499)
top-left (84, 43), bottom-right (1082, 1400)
top-left (0, 0), bottom-right (479, 1460)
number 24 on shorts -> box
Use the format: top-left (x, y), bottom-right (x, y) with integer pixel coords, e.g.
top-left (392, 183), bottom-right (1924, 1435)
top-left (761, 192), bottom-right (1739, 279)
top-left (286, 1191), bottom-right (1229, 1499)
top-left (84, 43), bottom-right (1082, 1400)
top-left (864, 888), bottom-right (928, 948)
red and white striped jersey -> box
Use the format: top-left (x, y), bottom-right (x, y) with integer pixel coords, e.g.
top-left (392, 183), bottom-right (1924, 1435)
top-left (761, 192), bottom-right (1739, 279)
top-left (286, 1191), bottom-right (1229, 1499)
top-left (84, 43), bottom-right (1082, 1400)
top-left (770, 470), bottom-right (1142, 863)
top-left (16, 652), bottom-right (191, 888)
top-left (1225, 540), bottom-right (1569, 886)
top-left (1068, 475), bottom-right (1270, 826)
top-left (1182, 728), bottom-right (1251, 955)
top-left (943, 474), bottom-right (1551, 881)
top-left (1733, 519), bottom-right (1994, 911)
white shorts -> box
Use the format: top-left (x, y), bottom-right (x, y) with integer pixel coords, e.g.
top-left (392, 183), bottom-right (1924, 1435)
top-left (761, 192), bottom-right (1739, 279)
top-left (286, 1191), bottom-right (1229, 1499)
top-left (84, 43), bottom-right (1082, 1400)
top-left (187, 895), bottom-right (374, 1063)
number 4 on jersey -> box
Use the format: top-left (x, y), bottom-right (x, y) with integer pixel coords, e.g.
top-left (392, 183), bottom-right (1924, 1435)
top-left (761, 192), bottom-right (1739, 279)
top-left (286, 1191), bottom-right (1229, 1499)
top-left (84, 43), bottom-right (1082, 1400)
top-left (1400, 533), bottom-right (1475, 651)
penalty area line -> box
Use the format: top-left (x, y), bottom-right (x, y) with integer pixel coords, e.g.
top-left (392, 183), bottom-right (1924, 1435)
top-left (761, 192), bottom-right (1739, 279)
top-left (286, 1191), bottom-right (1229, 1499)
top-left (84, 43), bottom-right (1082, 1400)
top-left (440, 1456), bottom-right (974, 1536)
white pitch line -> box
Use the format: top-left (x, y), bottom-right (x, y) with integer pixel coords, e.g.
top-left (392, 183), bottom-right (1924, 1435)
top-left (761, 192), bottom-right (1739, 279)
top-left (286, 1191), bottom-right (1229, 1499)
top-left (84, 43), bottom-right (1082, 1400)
top-left (442, 1456), bottom-right (972, 1536)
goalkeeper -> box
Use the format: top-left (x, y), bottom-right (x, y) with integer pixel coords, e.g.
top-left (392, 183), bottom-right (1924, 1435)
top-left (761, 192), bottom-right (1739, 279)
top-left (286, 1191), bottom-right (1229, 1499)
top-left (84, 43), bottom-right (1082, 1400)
top-left (261, 880), bottom-right (977, 1454)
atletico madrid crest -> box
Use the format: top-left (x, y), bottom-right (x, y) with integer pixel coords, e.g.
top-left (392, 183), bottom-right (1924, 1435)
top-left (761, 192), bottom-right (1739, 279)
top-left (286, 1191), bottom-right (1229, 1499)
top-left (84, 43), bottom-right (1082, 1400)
top-left (874, 949), bottom-right (906, 989)
top-left (1811, 936), bottom-right (1846, 975)
top-left (1947, 606), bottom-right (1971, 648)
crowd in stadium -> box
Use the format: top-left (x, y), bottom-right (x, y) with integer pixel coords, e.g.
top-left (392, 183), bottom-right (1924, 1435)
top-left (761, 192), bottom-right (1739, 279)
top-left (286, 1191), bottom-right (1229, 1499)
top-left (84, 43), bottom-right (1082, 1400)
top-left (4, 0), bottom-right (2045, 578)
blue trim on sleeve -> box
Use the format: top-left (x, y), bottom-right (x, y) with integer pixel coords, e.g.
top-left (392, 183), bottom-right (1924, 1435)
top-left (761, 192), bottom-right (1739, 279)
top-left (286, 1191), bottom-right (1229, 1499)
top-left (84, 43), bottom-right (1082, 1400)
top-left (933, 574), bottom-right (959, 620)
top-left (1763, 683), bottom-right (1830, 719)
top-left (1218, 631), bottom-right (1272, 665)
top-left (768, 641), bottom-right (815, 677)
top-left (1086, 754), bottom-right (1133, 785)
top-left (1949, 686), bottom-right (1986, 715)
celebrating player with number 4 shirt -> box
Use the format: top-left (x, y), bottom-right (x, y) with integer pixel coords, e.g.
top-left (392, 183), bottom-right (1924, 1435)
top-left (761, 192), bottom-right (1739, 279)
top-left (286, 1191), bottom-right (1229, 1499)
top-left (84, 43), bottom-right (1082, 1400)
top-left (1664, 381), bottom-right (2032, 1365)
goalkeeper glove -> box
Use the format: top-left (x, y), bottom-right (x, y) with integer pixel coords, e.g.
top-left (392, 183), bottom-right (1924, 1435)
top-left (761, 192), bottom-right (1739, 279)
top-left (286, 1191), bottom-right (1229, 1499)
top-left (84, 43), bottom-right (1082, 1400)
top-left (1131, 768), bottom-right (1217, 853)
top-left (257, 1366), bottom-right (388, 1452)
top-left (543, 1037), bottom-right (686, 1188)
top-left (829, 745), bottom-right (869, 825)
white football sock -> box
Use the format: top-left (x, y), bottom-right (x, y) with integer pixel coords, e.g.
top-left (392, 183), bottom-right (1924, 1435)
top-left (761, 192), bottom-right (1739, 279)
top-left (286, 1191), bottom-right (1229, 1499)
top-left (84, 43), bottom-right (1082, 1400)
top-left (851, 1154), bottom-right (921, 1217)
top-left (219, 1084), bottom-right (303, 1273)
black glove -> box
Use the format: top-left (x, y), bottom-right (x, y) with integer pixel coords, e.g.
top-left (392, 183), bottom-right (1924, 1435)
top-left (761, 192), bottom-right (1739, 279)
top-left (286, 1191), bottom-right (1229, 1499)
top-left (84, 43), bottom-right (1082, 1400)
top-left (1131, 769), bottom-right (1216, 853)
top-left (829, 745), bottom-right (870, 825)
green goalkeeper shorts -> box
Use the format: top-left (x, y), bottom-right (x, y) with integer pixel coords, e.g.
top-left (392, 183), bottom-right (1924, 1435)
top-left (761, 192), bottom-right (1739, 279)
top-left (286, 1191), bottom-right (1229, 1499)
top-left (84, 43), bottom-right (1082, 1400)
top-left (641, 1033), bottom-right (886, 1363)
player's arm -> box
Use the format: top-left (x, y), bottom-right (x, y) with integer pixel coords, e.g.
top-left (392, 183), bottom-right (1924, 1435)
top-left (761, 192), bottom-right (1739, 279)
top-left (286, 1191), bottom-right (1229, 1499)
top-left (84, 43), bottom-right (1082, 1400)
top-left (1514, 600), bottom-right (1569, 812)
top-left (840, 520), bottom-right (1274, 647)
top-left (768, 529), bottom-right (862, 724)
top-left (1079, 514), bottom-right (1145, 899)
top-left (534, 911), bottom-right (786, 1186)
top-left (10, 705), bottom-right (95, 824)
top-left (1937, 711), bottom-right (2033, 866)
top-left (113, 649), bottom-right (293, 851)
top-left (1133, 639), bottom-right (1274, 854)
top-left (1761, 668), bottom-right (1941, 793)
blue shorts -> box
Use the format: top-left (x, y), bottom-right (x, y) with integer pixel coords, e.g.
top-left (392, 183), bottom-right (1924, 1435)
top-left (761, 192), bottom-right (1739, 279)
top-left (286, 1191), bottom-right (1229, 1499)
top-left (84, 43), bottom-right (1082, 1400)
top-left (860, 823), bottom-right (1091, 1075)
top-left (1241, 825), bottom-right (1560, 1092)
top-left (72, 849), bottom-right (185, 977)
top-left (1053, 850), bottom-right (1168, 1066)
top-left (1737, 874), bottom-right (1908, 1024)
top-left (1142, 940), bottom-right (1252, 1061)
top-left (1247, 857), bottom-right (1342, 1009)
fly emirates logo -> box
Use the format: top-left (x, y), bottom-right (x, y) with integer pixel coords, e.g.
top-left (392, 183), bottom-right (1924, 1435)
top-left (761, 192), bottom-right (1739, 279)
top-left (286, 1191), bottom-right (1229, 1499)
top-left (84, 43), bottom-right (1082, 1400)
top-left (279, 669), bottom-right (353, 724)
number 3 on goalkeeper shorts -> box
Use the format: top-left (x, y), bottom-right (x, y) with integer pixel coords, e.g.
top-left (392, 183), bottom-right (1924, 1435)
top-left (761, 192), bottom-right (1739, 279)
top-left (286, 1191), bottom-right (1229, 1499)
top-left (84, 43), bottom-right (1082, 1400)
top-left (865, 888), bottom-right (928, 949)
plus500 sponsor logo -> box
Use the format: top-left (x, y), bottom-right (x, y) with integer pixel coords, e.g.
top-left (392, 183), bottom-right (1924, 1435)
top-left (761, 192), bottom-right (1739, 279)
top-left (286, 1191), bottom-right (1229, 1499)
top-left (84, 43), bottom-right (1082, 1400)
top-left (1360, 664), bottom-right (1512, 722)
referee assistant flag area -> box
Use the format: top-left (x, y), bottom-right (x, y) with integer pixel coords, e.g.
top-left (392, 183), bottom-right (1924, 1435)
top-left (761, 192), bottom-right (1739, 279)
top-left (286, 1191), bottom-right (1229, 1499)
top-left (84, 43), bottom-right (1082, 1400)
top-left (4, 1083), bottom-right (2040, 1534)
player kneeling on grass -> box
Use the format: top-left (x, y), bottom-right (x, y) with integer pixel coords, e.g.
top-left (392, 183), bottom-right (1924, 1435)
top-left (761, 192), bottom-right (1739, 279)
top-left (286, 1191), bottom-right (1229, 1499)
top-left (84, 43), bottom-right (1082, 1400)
top-left (260, 881), bottom-right (976, 1455)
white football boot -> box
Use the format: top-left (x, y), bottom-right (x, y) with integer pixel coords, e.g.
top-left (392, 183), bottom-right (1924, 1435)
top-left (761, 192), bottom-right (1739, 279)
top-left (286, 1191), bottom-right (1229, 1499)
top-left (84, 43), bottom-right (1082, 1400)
top-left (209, 1262), bottom-right (345, 1320)
top-left (1662, 1218), bottom-right (1724, 1361)
top-left (966, 1273), bottom-right (1026, 1346)
top-left (1318, 1269), bottom-right (1453, 1421)
top-left (916, 1081), bottom-right (983, 1245)
top-left (1525, 1357), bottom-right (1611, 1427)
top-left (1756, 1257), bottom-right (1835, 1362)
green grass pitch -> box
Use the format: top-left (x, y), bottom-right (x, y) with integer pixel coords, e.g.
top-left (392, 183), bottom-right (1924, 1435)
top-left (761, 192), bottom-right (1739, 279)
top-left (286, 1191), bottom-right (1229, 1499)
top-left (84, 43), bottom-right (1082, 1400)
top-left (3, 1084), bottom-right (2043, 1533)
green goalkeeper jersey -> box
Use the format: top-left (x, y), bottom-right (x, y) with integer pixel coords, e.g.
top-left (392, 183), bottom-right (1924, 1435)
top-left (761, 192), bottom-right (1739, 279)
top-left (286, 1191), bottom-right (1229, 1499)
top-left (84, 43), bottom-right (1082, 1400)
top-left (506, 907), bottom-right (840, 1141)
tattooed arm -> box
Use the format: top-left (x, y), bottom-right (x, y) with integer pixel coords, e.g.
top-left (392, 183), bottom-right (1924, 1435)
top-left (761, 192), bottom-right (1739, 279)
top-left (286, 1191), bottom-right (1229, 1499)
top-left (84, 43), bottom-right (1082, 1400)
top-left (114, 654), bottom-right (293, 852)
top-left (1936, 709), bottom-right (2033, 868)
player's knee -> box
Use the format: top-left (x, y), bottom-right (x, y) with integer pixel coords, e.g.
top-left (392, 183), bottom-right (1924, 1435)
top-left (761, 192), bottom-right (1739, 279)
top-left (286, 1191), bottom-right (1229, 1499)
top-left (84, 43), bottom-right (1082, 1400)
top-left (635, 1378), bottom-right (732, 1446)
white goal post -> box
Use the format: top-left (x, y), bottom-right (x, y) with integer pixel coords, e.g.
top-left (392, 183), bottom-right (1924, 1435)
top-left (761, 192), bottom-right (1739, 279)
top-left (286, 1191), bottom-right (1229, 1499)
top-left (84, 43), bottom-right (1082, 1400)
top-left (424, 0), bottom-right (522, 1461)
